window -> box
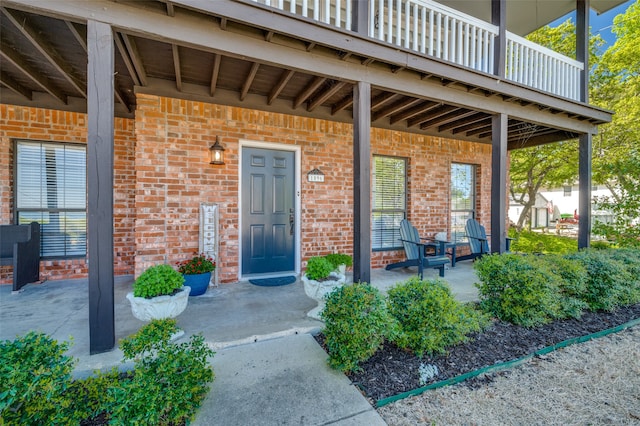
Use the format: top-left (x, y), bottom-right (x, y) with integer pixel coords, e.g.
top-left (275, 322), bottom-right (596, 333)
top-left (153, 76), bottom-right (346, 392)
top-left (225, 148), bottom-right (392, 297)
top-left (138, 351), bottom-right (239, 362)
top-left (563, 185), bottom-right (572, 196)
top-left (15, 141), bottom-right (87, 258)
top-left (451, 163), bottom-right (476, 242)
top-left (372, 156), bottom-right (406, 250)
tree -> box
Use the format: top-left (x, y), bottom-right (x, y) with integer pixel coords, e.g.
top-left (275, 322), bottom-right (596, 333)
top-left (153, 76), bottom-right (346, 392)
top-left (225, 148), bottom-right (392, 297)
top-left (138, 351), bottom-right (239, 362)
top-left (590, 1), bottom-right (640, 247)
top-left (509, 21), bottom-right (603, 231)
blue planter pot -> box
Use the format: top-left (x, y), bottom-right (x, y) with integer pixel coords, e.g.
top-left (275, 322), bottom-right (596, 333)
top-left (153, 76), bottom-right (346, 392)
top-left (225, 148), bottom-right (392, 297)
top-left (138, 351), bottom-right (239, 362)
top-left (182, 272), bottom-right (211, 296)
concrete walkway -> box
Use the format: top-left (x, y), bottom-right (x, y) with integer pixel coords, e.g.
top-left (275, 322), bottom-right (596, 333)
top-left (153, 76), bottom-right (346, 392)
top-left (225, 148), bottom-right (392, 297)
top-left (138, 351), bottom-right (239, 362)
top-left (0, 262), bottom-right (479, 425)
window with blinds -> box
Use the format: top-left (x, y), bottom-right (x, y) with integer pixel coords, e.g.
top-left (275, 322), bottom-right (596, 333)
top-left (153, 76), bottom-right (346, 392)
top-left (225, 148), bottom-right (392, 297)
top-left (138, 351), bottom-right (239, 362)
top-left (15, 141), bottom-right (87, 258)
top-left (372, 155), bottom-right (406, 250)
top-left (450, 163), bottom-right (476, 242)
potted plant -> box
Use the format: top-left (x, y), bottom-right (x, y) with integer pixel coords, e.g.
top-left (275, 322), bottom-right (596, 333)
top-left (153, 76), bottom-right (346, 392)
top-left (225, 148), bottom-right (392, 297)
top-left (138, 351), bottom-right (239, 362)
top-left (301, 256), bottom-right (347, 320)
top-left (176, 253), bottom-right (216, 296)
top-left (324, 253), bottom-right (353, 275)
top-left (126, 264), bottom-right (190, 322)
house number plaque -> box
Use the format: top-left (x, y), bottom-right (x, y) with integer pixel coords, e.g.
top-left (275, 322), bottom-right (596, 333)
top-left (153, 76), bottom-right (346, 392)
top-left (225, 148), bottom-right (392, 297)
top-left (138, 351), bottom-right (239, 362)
top-left (307, 168), bottom-right (325, 182)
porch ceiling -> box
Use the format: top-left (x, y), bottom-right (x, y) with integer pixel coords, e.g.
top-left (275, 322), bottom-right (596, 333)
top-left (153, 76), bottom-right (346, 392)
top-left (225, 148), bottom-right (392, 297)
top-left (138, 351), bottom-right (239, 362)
top-left (1, 0), bottom-right (612, 150)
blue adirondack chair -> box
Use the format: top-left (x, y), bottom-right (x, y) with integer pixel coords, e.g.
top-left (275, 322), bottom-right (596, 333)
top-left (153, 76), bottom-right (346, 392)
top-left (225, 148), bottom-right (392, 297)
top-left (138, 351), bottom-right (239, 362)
top-left (456, 218), bottom-right (511, 262)
top-left (385, 219), bottom-right (450, 278)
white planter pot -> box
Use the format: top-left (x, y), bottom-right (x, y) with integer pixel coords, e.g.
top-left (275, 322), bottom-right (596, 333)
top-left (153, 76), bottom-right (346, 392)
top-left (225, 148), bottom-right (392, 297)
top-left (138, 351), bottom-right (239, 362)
top-left (302, 272), bottom-right (346, 320)
top-left (126, 286), bottom-right (191, 322)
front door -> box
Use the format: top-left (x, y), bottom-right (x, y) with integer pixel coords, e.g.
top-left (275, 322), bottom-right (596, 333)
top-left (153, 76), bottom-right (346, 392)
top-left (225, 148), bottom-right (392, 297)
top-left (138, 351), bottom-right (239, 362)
top-left (241, 147), bottom-right (295, 275)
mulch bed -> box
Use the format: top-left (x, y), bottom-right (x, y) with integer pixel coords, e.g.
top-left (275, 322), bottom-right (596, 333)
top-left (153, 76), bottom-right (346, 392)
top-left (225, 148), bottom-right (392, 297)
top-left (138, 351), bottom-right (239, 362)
top-left (315, 303), bottom-right (640, 403)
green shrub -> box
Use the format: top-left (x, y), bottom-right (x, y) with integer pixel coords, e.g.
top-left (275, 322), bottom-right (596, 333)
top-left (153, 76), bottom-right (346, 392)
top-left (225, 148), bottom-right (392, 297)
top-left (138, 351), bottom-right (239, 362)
top-left (305, 256), bottom-right (334, 280)
top-left (387, 277), bottom-right (490, 356)
top-left (540, 254), bottom-right (589, 319)
top-left (508, 229), bottom-right (578, 254)
top-left (133, 264), bottom-right (185, 298)
top-left (474, 254), bottom-right (561, 327)
top-left (321, 283), bottom-right (395, 372)
top-left (590, 240), bottom-right (612, 250)
top-left (567, 249), bottom-right (640, 311)
top-left (324, 253), bottom-right (353, 269)
top-left (0, 332), bottom-right (78, 424)
top-left (107, 319), bottom-right (215, 425)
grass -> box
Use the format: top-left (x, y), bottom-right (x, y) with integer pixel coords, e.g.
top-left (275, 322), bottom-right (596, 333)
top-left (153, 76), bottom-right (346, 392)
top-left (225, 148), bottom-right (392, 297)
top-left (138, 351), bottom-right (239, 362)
top-left (508, 229), bottom-right (578, 254)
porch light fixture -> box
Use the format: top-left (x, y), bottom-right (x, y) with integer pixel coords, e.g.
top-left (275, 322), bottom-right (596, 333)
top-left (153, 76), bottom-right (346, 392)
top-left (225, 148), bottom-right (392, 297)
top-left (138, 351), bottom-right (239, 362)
top-left (209, 136), bottom-right (225, 165)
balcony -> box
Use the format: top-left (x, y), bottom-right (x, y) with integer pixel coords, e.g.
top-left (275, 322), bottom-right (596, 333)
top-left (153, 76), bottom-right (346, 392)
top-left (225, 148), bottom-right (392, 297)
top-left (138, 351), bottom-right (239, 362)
top-left (250, 0), bottom-right (584, 101)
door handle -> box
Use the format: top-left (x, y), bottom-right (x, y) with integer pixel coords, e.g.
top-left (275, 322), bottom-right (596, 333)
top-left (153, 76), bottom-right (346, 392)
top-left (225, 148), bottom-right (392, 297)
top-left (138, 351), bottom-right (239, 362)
top-left (289, 208), bottom-right (295, 235)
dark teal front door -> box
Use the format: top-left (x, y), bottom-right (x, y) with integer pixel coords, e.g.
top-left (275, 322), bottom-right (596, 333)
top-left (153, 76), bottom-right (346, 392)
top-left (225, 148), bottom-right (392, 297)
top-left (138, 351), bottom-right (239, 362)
top-left (242, 147), bottom-right (295, 275)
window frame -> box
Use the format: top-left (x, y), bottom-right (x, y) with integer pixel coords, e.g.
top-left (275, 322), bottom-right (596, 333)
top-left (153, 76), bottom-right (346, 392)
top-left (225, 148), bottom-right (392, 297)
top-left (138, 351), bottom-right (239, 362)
top-left (13, 139), bottom-right (87, 260)
top-left (372, 155), bottom-right (407, 252)
top-left (450, 162), bottom-right (477, 243)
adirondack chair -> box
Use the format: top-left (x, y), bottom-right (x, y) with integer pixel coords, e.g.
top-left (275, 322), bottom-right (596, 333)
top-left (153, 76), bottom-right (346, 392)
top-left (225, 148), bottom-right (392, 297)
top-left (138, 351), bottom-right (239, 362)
top-left (456, 218), bottom-right (511, 262)
top-left (385, 219), bottom-right (450, 278)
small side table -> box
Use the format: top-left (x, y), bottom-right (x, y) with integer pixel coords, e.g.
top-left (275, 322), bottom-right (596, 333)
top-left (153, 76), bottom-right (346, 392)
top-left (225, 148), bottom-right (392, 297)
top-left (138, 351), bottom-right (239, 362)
top-left (424, 240), bottom-right (458, 267)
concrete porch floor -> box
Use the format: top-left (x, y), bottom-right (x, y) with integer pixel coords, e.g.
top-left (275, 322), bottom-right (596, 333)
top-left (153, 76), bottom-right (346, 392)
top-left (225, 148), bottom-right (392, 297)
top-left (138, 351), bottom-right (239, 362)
top-left (0, 261), bottom-right (480, 374)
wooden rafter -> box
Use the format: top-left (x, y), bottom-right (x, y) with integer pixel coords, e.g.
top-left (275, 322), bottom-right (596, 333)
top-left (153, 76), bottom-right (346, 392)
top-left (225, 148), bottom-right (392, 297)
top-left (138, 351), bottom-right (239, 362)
top-left (2, 7), bottom-right (86, 98)
top-left (210, 53), bottom-right (221, 96)
top-left (389, 101), bottom-right (438, 125)
top-left (308, 81), bottom-right (345, 112)
top-left (438, 111), bottom-right (486, 132)
top-left (371, 92), bottom-right (398, 110)
top-left (372, 97), bottom-right (422, 122)
top-left (420, 109), bottom-right (476, 130)
top-left (114, 32), bottom-right (141, 86)
top-left (121, 33), bottom-right (147, 85)
top-left (331, 93), bottom-right (353, 115)
top-left (241, 62), bottom-right (260, 101)
top-left (293, 76), bottom-right (325, 109)
top-left (466, 124), bottom-right (492, 137)
top-left (407, 105), bottom-right (458, 128)
top-left (0, 41), bottom-right (67, 104)
top-left (0, 70), bottom-right (32, 100)
top-left (172, 44), bottom-right (182, 91)
top-left (268, 69), bottom-right (294, 105)
top-left (166, 1), bottom-right (175, 16)
top-left (451, 118), bottom-right (492, 134)
top-left (65, 21), bottom-right (87, 52)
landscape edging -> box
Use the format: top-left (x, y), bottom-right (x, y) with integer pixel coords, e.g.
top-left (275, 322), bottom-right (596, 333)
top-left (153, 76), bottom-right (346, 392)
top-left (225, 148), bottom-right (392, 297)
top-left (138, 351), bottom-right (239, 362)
top-left (375, 316), bottom-right (640, 408)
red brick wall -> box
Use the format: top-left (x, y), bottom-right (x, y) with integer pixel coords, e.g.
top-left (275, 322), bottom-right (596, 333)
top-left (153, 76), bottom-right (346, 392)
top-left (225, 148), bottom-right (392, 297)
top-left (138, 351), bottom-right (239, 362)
top-left (134, 95), bottom-right (492, 282)
top-left (0, 105), bottom-right (136, 284)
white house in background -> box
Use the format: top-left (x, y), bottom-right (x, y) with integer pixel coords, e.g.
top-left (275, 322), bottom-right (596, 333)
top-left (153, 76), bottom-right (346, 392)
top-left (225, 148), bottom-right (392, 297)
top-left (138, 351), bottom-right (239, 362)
top-left (509, 193), bottom-right (551, 229)
top-left (540, 184), bottom-right (615, 226)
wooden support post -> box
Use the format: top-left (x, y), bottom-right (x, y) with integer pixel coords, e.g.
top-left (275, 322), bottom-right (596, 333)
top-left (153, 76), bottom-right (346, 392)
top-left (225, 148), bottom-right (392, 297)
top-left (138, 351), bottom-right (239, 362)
top-left (87, 20), bottom-right (115, 354)
top-left (578, 134), bottom-right (592, 249)
top-left (576, 0), bottom-right (590, 103)
top-left (353, 81), bottom-right (371, 283)
top-left (491, 113), bottom-right (508, 253)
top-left (492, 0), bottom-right (506, 78)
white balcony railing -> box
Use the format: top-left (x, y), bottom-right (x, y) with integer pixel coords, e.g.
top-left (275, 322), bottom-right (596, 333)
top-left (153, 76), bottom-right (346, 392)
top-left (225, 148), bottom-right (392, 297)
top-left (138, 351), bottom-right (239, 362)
top-left (249, 0), bottom-right (584, 101)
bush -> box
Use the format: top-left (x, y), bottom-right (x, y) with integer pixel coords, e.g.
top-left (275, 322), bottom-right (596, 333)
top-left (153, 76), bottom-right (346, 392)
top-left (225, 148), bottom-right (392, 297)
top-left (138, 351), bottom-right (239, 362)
top-left (324, 253), bottom-right (353, 269)
top-left (0, 332), bottom-right (78, 424)
top-left (321, 283), bottom-right (395, 372)
top-left (540, 254), bottom-right (589, 319)
top-left (107, 319), bottom-right (216, 425)
top-left (305, 256), bottom-right (334, 281)
top-left (387, 277), bottom-right (489, 356)
top-left (133, 264), bottom-right (185, 298)
top-left (508, 229), bottom-right (578, 254)
top-left (474, 254), bottom-right (562, 327)
top-left (566, 249), bottom-right (637, 311)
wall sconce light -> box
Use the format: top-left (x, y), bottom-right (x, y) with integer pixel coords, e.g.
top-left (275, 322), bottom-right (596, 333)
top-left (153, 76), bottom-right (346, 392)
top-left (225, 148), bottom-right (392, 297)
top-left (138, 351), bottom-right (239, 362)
top-left (209, 136), bottom-right (225, 165)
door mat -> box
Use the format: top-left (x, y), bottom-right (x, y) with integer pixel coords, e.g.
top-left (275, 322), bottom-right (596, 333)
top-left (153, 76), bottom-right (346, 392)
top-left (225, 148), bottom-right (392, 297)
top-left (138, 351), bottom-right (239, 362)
top-left (249, 276), bottom-right (297, 287)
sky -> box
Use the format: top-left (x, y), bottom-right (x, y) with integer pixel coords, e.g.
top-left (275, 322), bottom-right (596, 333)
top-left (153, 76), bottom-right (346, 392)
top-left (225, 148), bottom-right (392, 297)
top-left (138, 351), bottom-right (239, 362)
top-left (550, 0), bottom-right (635, 50)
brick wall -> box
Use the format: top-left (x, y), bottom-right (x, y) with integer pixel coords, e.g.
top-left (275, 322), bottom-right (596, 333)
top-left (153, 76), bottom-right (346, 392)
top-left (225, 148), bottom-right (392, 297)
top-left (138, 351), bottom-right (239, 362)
top-left (134, 95), bottom-right (493, 283)
top-left (0, 105), bottom-right (136, 284)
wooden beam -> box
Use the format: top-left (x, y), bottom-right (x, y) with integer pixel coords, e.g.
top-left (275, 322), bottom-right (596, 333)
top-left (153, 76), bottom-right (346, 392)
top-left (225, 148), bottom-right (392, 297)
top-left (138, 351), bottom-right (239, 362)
top-left (293, 76), bottom-right (325, 109)
top-left (0, 71), bottom-right (33, 99)
top-left (372, 97), bottom-right (422, 122)
top-left (65, 21), bottom-right (87, 52)
top-left (308, 81), bottom-right (346, 112)
top-left (268, 69), bottom-right (294, 105)
top-left (407, 105), bottom-right (457, 128)
top-left (306, 42), bottom-right (316, 52)
top-left (466, 124), bottom-right (492, 137)
top-left (114, 32), bottom-right (141, 86)
top-left (491, 113), bottom-right (508, 254)
top-left (121, 33), bottom-right (147, 85)
top-left (210, 53), bottom-right (221, 96)
top-left (1, 7), bottom-right (86, 98)
top-left (353, 81), bottom-right (371, 284)
top-left (0, 41), bottom-right (67, 104)
top-left (389, 100), bottom-right (438, 125)
top-left (172, 44), bottom-right (182, 91)
top-left (578, 133), bottom-right (592, 248)
top-left (87, 19), bottom-right (115, 354)
top-left (452, 118), bottom-right (492, 134)
top-left (420, 109), bottom-right (476, 130)
top-left (264, 30), bottom-right (274, 42)
top-left (166, 1), bottom-right (175, 16)
top-left (371, 92), bottom-right (398, 110)
top-left (576, 0), bottom-right (589, 102)
top-left (331, 93), bottom-right (353, 115)
top-left (241, 62), bottom-right (260, 101)
top-left (492, 0), bottom-right (506, 78)
top-left (113, 84), bottom-right (131, 112)
top-left (438, 111), bottom-right (486, 132)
